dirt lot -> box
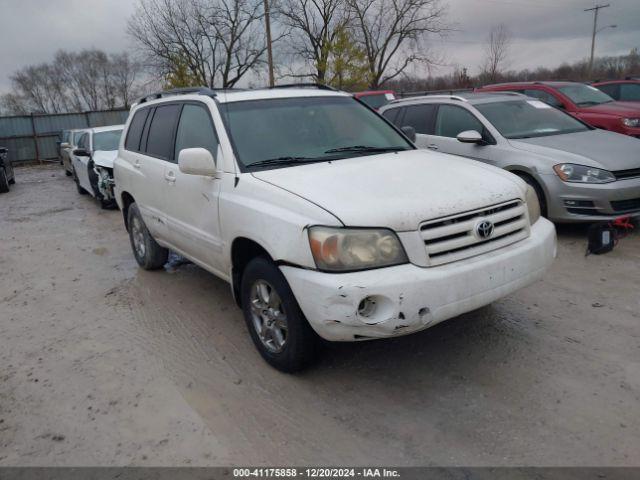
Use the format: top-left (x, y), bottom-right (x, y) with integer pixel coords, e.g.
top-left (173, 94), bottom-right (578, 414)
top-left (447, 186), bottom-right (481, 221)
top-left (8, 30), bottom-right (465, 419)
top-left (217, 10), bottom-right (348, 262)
top-left (1, 165), bottom-right (639, 466)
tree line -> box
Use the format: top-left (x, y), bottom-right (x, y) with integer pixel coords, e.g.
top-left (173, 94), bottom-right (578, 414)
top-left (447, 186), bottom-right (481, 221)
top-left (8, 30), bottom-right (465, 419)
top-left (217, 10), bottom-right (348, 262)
top-left (1, 0), bottom-right (638, 115)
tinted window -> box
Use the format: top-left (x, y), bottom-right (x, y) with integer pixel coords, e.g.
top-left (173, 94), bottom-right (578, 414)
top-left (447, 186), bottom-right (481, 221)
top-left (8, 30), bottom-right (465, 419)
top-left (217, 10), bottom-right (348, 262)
top-left (174, 104), bottom-right (219, 163)
top-left (94, 130), bottom-right (123, 151)
top-left (434, 105), bottom-right (484, 138)
top-left (595, 84), bottom-right (619, 99)
top-left (476, 100), bottom-right (589, 139)
top-left (125, 108), bottom-right (150, 152)
top-left (620, 83), bottom-right (640, 101)
top-left (402, 104), bottom-right (437, 134)
top-left (382, 108), bottom-right (400, 124)
top-left (145, 105), bottom-right (181, 160)
top-left (523, 89), bottom-right (563, 108)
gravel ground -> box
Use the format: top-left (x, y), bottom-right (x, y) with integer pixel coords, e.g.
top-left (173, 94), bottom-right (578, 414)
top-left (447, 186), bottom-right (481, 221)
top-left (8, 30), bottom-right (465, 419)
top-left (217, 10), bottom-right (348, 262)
top-left (1, 165), bottom-right (639, 466)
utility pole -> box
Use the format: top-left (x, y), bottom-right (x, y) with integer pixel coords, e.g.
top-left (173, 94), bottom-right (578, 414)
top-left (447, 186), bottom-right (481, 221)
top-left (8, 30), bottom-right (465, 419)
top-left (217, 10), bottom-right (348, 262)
top-left (264, 0), bottom-right (275, 87)
top-left (585, 3), bottom-right (610, 77)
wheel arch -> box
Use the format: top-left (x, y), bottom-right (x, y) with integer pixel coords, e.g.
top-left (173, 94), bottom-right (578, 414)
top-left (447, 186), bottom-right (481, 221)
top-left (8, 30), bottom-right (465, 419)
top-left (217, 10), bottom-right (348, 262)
top-left (120, 191), bottom-right (136, 231)
top-left (230, 237), bottom-right (275, 307)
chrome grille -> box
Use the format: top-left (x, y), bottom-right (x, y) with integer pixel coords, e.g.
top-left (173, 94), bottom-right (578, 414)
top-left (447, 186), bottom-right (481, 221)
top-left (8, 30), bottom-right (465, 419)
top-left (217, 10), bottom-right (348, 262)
top-left (420, 200), bottom-right (529, 266)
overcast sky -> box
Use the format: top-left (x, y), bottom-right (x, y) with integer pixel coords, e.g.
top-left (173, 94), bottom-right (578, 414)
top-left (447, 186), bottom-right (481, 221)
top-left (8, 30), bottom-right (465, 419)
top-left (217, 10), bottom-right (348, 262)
top-left (0, 0), bottom-right (638, 94)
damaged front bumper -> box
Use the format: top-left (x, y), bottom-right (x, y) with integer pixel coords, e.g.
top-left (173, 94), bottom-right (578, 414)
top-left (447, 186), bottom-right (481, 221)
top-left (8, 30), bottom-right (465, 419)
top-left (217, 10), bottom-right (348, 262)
top-left (281, 219), bottom-right (556, 342)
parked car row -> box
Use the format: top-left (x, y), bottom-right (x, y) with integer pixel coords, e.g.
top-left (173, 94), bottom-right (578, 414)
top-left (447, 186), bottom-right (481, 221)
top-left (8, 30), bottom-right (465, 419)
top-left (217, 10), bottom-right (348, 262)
top-left (56, 80), bottom-right (637, 372)
top-left (60, 125), bottom-right (124, 208)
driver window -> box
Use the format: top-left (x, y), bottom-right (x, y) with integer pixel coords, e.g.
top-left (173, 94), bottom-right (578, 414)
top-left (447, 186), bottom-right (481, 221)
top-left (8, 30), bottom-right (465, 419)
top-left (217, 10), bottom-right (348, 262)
top-left (174, 104), bottom-right (219, 164)
top-left (434, 105), bottom-right (484, 138)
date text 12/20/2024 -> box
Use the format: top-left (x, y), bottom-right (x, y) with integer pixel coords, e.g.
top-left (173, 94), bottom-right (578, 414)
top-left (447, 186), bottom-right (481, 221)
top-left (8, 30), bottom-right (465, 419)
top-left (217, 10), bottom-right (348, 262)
top-left (233, 468), bottom-right (401, 478)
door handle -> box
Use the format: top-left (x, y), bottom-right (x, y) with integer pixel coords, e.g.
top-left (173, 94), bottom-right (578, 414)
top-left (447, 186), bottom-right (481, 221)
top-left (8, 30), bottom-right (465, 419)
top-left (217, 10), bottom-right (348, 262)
top-left (427, 144), bottom-right (439, 150)
top-left (164, 171), bottom-right (176, 183)
top-left (133, 159), bottom-right (141, 169)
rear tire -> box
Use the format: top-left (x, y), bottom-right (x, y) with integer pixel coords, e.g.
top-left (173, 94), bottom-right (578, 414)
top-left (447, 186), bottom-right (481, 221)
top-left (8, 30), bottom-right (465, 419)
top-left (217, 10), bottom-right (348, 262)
top-left (65, 170), bottom-right (73, 177)
top-left (240, 256), bottom-right (318, 372)
top-left (0, 168), bottom-right (9, 193)
top-left (127, 202), bottom-right (168, 270)
top-left (514, 172), bottom-right (547, 218)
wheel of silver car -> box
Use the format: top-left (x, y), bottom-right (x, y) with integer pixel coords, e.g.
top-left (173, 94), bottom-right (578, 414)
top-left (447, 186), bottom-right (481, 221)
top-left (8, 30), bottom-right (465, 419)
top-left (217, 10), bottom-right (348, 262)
top-left (126, 202), bottom-right (169, 270)
top-left (240, 256), bottom-right (318, 372)
top-left (249, 280), bottom-right (289, 353)
top-left (515, 172), bottom-right (547, 218)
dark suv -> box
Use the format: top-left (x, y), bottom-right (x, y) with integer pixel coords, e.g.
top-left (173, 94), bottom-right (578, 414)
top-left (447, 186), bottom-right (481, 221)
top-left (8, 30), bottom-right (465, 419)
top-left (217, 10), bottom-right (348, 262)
top-left (477, 81), bottom-right (640, 137)
top-left (0, 147), bottom-right (15, 193)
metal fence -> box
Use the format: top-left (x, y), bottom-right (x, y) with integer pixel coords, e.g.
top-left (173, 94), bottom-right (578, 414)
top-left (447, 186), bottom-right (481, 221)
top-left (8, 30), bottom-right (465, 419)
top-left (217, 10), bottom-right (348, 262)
top-left (0, 109), bottom-right (130, 165)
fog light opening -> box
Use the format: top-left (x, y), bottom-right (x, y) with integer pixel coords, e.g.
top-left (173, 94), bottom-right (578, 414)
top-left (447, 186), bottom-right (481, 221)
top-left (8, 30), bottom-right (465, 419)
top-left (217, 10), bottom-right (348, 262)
top-left (357, 296), bottom-right (377, 318)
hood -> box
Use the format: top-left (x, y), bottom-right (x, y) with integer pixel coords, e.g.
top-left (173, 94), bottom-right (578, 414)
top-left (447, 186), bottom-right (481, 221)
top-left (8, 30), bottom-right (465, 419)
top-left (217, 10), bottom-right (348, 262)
top-left (93, 150), bottom-right (117, 169)
top-left (251, 150), bottom-right (524, 231)
top-left (509, 129), bottom-right (640, 171)
top-left (579, 101), bottom-right (640, 116)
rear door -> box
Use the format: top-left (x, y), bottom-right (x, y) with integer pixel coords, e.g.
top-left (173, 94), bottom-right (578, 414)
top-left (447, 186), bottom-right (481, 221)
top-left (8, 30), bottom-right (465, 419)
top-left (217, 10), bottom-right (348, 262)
top-left (160, 102), bottom-right (225, 273)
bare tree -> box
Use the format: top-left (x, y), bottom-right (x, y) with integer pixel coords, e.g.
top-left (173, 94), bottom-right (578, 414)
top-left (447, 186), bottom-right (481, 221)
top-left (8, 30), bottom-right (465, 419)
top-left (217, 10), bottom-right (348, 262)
top-left (276, 0), bottom-right (350, 83)
top-left (481, 24), bottom-right (511, 83)
top-left (347, 0), bottom-right (448, 89)
top-left (0, 49), bottom-right (143, 114)
top-left (128, 0), bottom-right (267, 88)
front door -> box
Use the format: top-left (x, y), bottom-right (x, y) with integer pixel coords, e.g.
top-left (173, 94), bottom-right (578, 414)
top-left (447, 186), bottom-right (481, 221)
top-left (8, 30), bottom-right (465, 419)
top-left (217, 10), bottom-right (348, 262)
top-left (160, 102), bottom-right (225, 275)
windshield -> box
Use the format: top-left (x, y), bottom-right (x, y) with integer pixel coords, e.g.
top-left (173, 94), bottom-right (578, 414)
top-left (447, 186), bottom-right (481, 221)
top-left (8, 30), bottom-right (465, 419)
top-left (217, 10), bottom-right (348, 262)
top-left (359, 93), bottom-right (394, 110)
top-left (557, 84), bottom-right (614, 106)
top-left (93, 130), bottom-right (123, 151)
top-left (222, 96), bottom-right (412, 169)
top-left (476, 100), bottom-right (590, 139)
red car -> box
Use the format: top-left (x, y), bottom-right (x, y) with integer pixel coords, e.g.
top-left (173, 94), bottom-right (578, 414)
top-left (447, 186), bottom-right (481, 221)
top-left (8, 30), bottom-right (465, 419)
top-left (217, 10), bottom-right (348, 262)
top-left (354, 90), bottom-right (396, 110)
top-left (592, 78), bottom-right (640, 103)
top-left (477, 81), bottom-right (640, 137)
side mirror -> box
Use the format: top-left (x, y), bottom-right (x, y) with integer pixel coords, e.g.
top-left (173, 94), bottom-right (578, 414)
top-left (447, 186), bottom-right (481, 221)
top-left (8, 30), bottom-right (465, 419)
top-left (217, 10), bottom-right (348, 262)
top-left (178, 148), bottom-right (216, 177)
top-left (400, 126), bottom-right (417, 143)
top-left (73, 148), bottom-right (90, 157)
top-left (456, 130), bottom-right (485, 145)
top-left (60, 142), bottom-right (70, 149)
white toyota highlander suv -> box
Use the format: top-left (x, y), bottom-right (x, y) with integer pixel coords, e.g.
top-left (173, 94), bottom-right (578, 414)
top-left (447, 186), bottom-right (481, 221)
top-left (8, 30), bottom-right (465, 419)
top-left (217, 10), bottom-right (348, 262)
top-left (114, 85), bottom-right (557, 372)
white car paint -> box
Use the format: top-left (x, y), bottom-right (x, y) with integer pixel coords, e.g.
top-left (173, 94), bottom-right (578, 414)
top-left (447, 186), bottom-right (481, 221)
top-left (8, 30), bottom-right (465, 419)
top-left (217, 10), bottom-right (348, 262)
top-left (72, 125), bottom-right (123, 204)
top-left (115, 89), bottom-right (556, 342)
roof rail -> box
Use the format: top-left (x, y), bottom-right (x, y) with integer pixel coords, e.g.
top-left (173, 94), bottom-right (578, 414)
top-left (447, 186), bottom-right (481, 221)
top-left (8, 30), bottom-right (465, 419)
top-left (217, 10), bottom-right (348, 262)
top-left (135, 86), bottom-right (220, 105)
top-left (390, 94), bottom-right (468, 104)
top-left (268, 83), bottom-right (337, 91)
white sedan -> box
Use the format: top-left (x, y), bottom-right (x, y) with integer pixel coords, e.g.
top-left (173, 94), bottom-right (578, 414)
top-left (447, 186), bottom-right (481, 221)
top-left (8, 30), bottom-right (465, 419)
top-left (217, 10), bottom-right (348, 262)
top-left (72, 125), bottom-right (124, 208)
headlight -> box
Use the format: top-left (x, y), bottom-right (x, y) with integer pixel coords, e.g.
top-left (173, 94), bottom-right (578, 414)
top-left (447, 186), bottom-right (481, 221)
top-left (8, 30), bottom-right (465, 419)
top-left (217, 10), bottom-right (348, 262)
top-left (308, 226), bottom-right (408, 272)
top-left (553, 163), bottom-right (615, 184)
top-left (622, 118), bottom-right (640, 128)
top-left (525, 185), bottom-right (541, 225)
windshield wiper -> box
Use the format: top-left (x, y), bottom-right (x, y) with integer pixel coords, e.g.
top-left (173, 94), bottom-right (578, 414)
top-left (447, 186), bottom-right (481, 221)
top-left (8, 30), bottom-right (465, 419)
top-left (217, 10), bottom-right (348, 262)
top-left (324, 145), bottom-right (408, 154)
top-left (248, 156), bottom-right (329, 168)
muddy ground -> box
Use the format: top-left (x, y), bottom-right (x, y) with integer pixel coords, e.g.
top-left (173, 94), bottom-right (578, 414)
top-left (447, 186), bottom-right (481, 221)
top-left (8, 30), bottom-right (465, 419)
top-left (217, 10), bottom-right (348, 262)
top-left (0, 165), bottom-right (639, 466)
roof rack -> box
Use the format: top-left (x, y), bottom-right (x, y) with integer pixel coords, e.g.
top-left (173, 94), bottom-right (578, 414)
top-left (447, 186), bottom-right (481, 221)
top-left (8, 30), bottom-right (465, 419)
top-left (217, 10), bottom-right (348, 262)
top-left (390, 94), bottom-right (468, 104)
top-left (268, 83), bottom-right (337, 91)
top-left (134, 86), bottom-right (250, 105)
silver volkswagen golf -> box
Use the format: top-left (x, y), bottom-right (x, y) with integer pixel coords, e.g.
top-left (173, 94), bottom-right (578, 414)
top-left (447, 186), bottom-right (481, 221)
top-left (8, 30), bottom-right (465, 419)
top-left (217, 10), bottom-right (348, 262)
top-left (379, 93), bottom-right (640, 222)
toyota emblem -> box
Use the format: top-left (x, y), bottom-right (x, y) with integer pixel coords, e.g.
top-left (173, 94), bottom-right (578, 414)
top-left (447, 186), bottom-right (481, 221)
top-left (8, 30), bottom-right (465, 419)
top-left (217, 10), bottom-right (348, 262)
top-left (476, 220), bottom-right (494, 239)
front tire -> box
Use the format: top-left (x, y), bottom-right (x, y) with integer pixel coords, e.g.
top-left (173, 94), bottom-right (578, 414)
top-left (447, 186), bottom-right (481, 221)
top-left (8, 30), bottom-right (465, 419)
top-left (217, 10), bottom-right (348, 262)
top-left (515, 172), bottom-right (547, 218)
top-left (73, 168), bottom-right (87, 195)
top-left (0, 168), bottom-right (9, 193)
top-left (240, 256), bottom-right (318, 372)
top-left (127, 202), bottom-right (168, 270)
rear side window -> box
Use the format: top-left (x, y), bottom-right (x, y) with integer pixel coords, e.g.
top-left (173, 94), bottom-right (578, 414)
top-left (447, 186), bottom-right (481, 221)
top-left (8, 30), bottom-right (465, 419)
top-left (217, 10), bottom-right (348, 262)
top-left (434, 105), bottom-right (484, 138)
top-left (125, 108), bottom-right (150, 152)
top-left (174, 104), bottom-right (219, 163)
top-left (595, 84), bottom-right (619, 99)
top-left (145, 105), bottom-right (181, 160)
top-left (620, 83), bottom-right (640, 101)
top-left (381, 108), bottom-right (400, 124)
top-left (402, 104), bottom-right (437, 134)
